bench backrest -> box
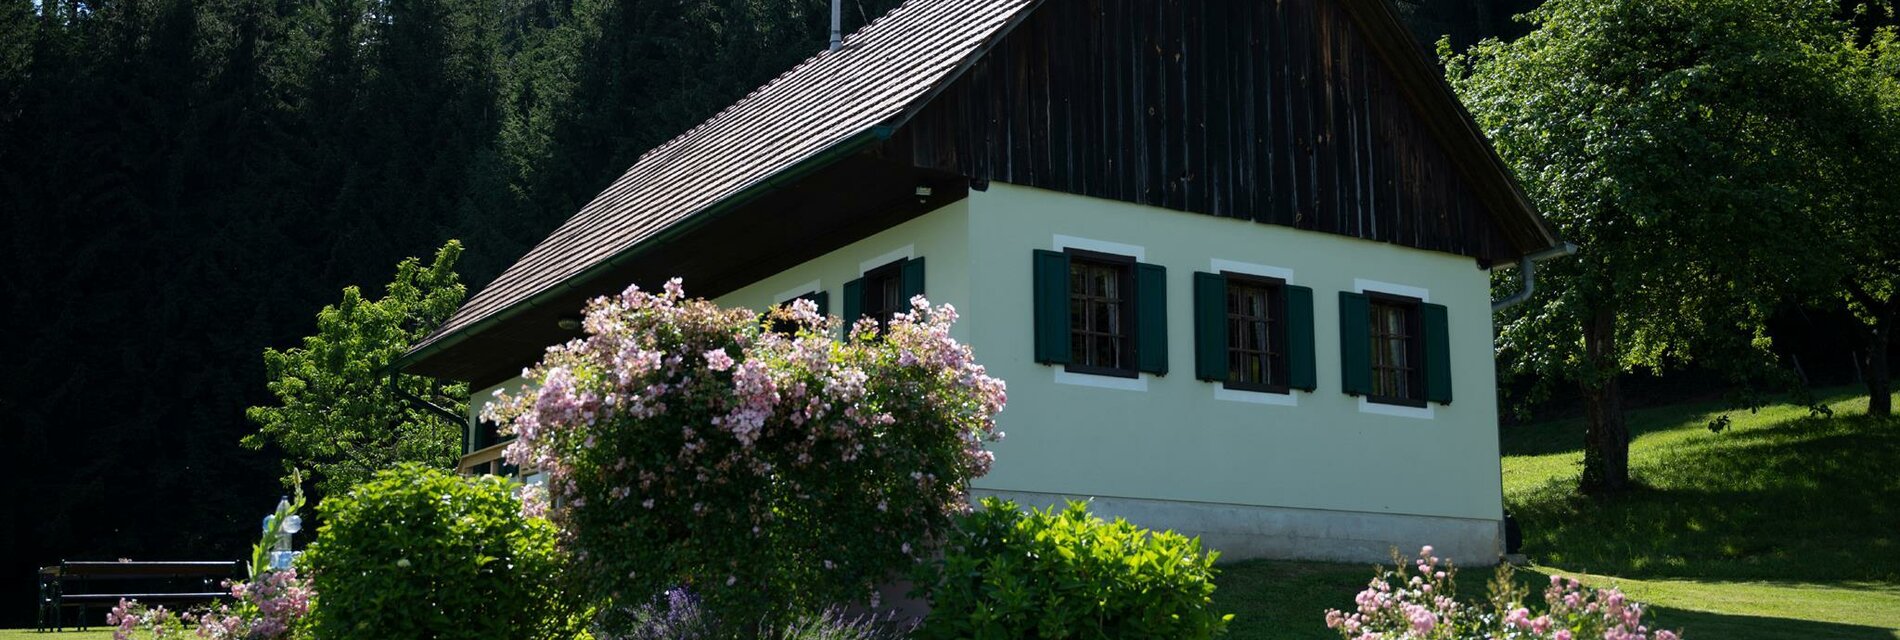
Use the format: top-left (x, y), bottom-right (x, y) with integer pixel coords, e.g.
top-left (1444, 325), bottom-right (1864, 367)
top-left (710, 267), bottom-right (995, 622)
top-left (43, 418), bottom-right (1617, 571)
top-left (44, 561), bottom-right (243, 598)
top-left (54, 561), bottom-right (242, 580)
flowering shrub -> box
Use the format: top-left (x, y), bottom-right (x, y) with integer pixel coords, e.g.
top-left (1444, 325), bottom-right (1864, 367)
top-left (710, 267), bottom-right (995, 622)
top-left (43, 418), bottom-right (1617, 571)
top-left (110, 483), bottom-right (314, 640)
top-left (300, 464), bottom-right (580, 640)
top-left (1323, 547), bottom-right (1682, 640)
top-left (192, 570), bottom-right (313, 639)
top-left (912, 498), bottom-right (1232, 639)
top-left (483, 280), bottom-right (1006, 627)
top-left (107, 601), bottom-right (190, 640)
top-left (108, 571), bottom-right (312, 640)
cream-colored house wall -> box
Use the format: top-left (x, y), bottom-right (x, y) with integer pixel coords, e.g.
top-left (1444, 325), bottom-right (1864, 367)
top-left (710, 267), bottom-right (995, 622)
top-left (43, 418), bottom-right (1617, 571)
top-left (964, 183), bottom-right (1503, 523)
top-left (712, 199), bottom-right (975, 342)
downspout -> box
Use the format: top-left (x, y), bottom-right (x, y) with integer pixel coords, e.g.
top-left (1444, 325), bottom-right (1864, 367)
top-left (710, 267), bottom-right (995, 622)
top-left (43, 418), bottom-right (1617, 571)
top-left (389, 370), bottom-right (472, 451)
top-left (1489, 241), bottom-right (1576, 559)
top-left (1490, 242), bottom-right (1579, 312)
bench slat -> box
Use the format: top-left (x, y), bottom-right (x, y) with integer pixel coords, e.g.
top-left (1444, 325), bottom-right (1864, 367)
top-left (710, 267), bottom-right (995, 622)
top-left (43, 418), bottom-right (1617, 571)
top-left (59, 593), bottom-right (229, 602)
top-left (56, 561), bottom-right (241, 577)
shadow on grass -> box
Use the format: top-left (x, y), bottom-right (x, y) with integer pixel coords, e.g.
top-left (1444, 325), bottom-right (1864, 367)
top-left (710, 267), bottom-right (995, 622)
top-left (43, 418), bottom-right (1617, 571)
top-left (1213, 560), bottom-right (1369, 640)
top-left (1647, 606), bottom-right (1899, 640)
top-left (1498, 389), bottom-right (1889, 459)
top-left (1513, 414), bottom-right (1900, 584)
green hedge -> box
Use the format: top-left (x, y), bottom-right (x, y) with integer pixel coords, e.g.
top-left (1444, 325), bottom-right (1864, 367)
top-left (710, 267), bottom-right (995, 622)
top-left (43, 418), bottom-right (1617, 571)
top-left (914, 498), bottom-right (1232, 639)
top-left (300, 464), bottom-right (582, 640)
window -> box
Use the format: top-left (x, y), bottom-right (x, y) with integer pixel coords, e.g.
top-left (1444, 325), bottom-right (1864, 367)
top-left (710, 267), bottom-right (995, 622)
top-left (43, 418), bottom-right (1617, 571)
top-left (1194, 271), bottom-right (1314, 391)
top-left (1366, 294), bottom-right (1424, 406)
top-left (843, 256), bottom-right (924, 339)
top-left (1032, 247), bottom-right (1166, 377)
top-left (1340, 288), bottom-right (1450, 406)
top-left (771, 291), bottom-right (828, 335)
top-left (1224, 274), bottom-right (1287, 392)
top-left (1067, 250), bottom-right (1137, 377)
top-left (862, 261), bottom-right (905, 330)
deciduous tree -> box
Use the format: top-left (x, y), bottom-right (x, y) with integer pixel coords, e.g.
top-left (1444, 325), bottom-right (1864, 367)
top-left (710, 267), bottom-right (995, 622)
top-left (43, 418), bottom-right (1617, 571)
top-left (1446, 0), bottom-right (1877, 492)
top-left (244, 241), bottom-right (470, 496)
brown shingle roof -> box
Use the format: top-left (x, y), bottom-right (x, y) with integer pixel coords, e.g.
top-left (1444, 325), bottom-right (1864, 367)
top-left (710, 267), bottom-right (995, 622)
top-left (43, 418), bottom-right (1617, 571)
top-left (406, 0), bottom-right (1043, 360)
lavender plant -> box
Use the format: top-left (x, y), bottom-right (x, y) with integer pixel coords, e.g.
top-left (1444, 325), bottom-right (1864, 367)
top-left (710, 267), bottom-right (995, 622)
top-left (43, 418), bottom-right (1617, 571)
top-left (484, 280), bottom-right (1006, 628)
top-left (605, 587), bottom-right (916, 640)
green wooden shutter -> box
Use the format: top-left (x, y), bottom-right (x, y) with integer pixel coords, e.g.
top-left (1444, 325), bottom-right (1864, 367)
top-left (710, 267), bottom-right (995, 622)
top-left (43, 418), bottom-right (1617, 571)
top-left (1286, 285), bottom-right (1317, 391)
top-left (1422, 302), bottom-right (1453, 404)
top-left (1193, 272), bottom-right (1227, 381)
top-left (1136, 262), bottom-right (1168, 375)
top-left (1338, 292), bottom-right (1373, 396)
top-left (900, 257), bottom-right (926, 304)
top-left (1032, 250), bottom-right (1071, 364)
top-left (842, 278), bottom-right (864, 338)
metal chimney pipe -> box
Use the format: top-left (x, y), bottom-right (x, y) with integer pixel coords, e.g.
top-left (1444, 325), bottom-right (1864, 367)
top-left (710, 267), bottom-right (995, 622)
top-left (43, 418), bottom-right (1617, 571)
top-left (829, 0), bottom-right (842, 51)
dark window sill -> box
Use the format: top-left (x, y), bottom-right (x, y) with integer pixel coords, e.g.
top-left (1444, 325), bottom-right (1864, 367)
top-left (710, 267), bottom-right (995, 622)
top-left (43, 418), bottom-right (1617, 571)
top-left (1222, 381), bottom-right (1290, 395)
top-left (1365, 395), bottom-right (1429, 409)
top-left (1063, 363), bottom-right (1140, 379)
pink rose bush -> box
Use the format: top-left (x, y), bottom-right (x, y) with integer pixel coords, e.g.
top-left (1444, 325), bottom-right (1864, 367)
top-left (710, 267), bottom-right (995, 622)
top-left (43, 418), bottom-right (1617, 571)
top-left (1324, 547), bottom-right (1681, 640)
top-left (1323, 546), bottom-right (1463, 639)
top-left (483, 279), bottom-right (1006, 628)
top-left (107, 570), bottom-right (311, 640)
top-left (110, 485), bottom-right (314, 640)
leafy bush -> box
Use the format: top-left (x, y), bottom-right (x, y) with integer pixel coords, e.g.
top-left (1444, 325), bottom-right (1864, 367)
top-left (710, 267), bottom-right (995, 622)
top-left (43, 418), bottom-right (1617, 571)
top-left (482, 280), bottom-right (1007, 628)
top-left (300, 464), bottom-right (580, 640)
top-left (913, 498), bottom-right (1232, 639)
top-left (1324, 546), bottom-right (1682, 640)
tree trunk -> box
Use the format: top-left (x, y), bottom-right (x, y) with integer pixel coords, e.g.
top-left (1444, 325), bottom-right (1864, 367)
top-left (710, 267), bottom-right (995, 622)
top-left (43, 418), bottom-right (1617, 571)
top-left (1579, 305), bottom-right (1631, 494)
top-left (1866, 307), bottom-right (1892, 418)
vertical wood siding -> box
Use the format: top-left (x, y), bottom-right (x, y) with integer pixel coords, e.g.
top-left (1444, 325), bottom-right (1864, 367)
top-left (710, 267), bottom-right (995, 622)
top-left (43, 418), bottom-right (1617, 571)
top-left (886, 0), bottom-right (1516, 264)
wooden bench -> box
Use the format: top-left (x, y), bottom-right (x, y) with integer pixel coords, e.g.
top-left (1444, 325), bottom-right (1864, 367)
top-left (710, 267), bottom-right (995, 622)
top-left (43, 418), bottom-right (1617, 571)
top-left (37, 560), bottom-right (242, 631)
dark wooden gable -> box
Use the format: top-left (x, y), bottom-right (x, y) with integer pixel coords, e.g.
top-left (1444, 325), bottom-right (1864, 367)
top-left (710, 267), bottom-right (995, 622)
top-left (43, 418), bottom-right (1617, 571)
top-left (881, 0), bottom-right (1522, 264)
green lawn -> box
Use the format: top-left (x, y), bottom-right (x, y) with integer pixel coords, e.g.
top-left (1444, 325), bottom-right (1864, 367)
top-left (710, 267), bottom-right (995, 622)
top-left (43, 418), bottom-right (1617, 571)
top-left (1217, 388), bottom-right (1900, 639)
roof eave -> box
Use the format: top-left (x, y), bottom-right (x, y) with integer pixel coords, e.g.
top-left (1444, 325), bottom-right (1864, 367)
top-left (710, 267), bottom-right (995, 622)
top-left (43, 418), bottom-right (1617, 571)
top-left (1335, 0), bottom-right (1565, 257)
top-left (396, 126), bottom-right (896, 376)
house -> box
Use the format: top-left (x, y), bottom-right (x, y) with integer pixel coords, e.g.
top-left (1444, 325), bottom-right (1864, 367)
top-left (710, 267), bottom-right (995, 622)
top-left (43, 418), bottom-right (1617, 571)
top-left (399, 0), bottom-right (1568, 564)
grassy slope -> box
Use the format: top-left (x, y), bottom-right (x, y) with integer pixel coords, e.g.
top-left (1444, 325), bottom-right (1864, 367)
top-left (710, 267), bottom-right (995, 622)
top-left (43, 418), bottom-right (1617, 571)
top-left (1217, 388), bottom-right (1900, 639)
top-left (0, 631), bottom-right (113, 639)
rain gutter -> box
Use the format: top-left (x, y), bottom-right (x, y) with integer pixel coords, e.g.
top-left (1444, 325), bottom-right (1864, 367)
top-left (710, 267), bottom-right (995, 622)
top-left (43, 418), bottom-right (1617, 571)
top-left (1490, 242), bottom-right (1580, 312)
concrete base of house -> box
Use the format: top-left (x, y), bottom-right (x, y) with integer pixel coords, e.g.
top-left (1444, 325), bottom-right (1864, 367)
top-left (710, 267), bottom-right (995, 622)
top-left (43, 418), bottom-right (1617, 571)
top-left (975, 489), bottom-right (1504, 566)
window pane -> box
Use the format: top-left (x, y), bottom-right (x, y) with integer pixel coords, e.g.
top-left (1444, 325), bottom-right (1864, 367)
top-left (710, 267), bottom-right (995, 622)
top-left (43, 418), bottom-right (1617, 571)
top-left (1223, 280), bottom-right (1285, 388)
